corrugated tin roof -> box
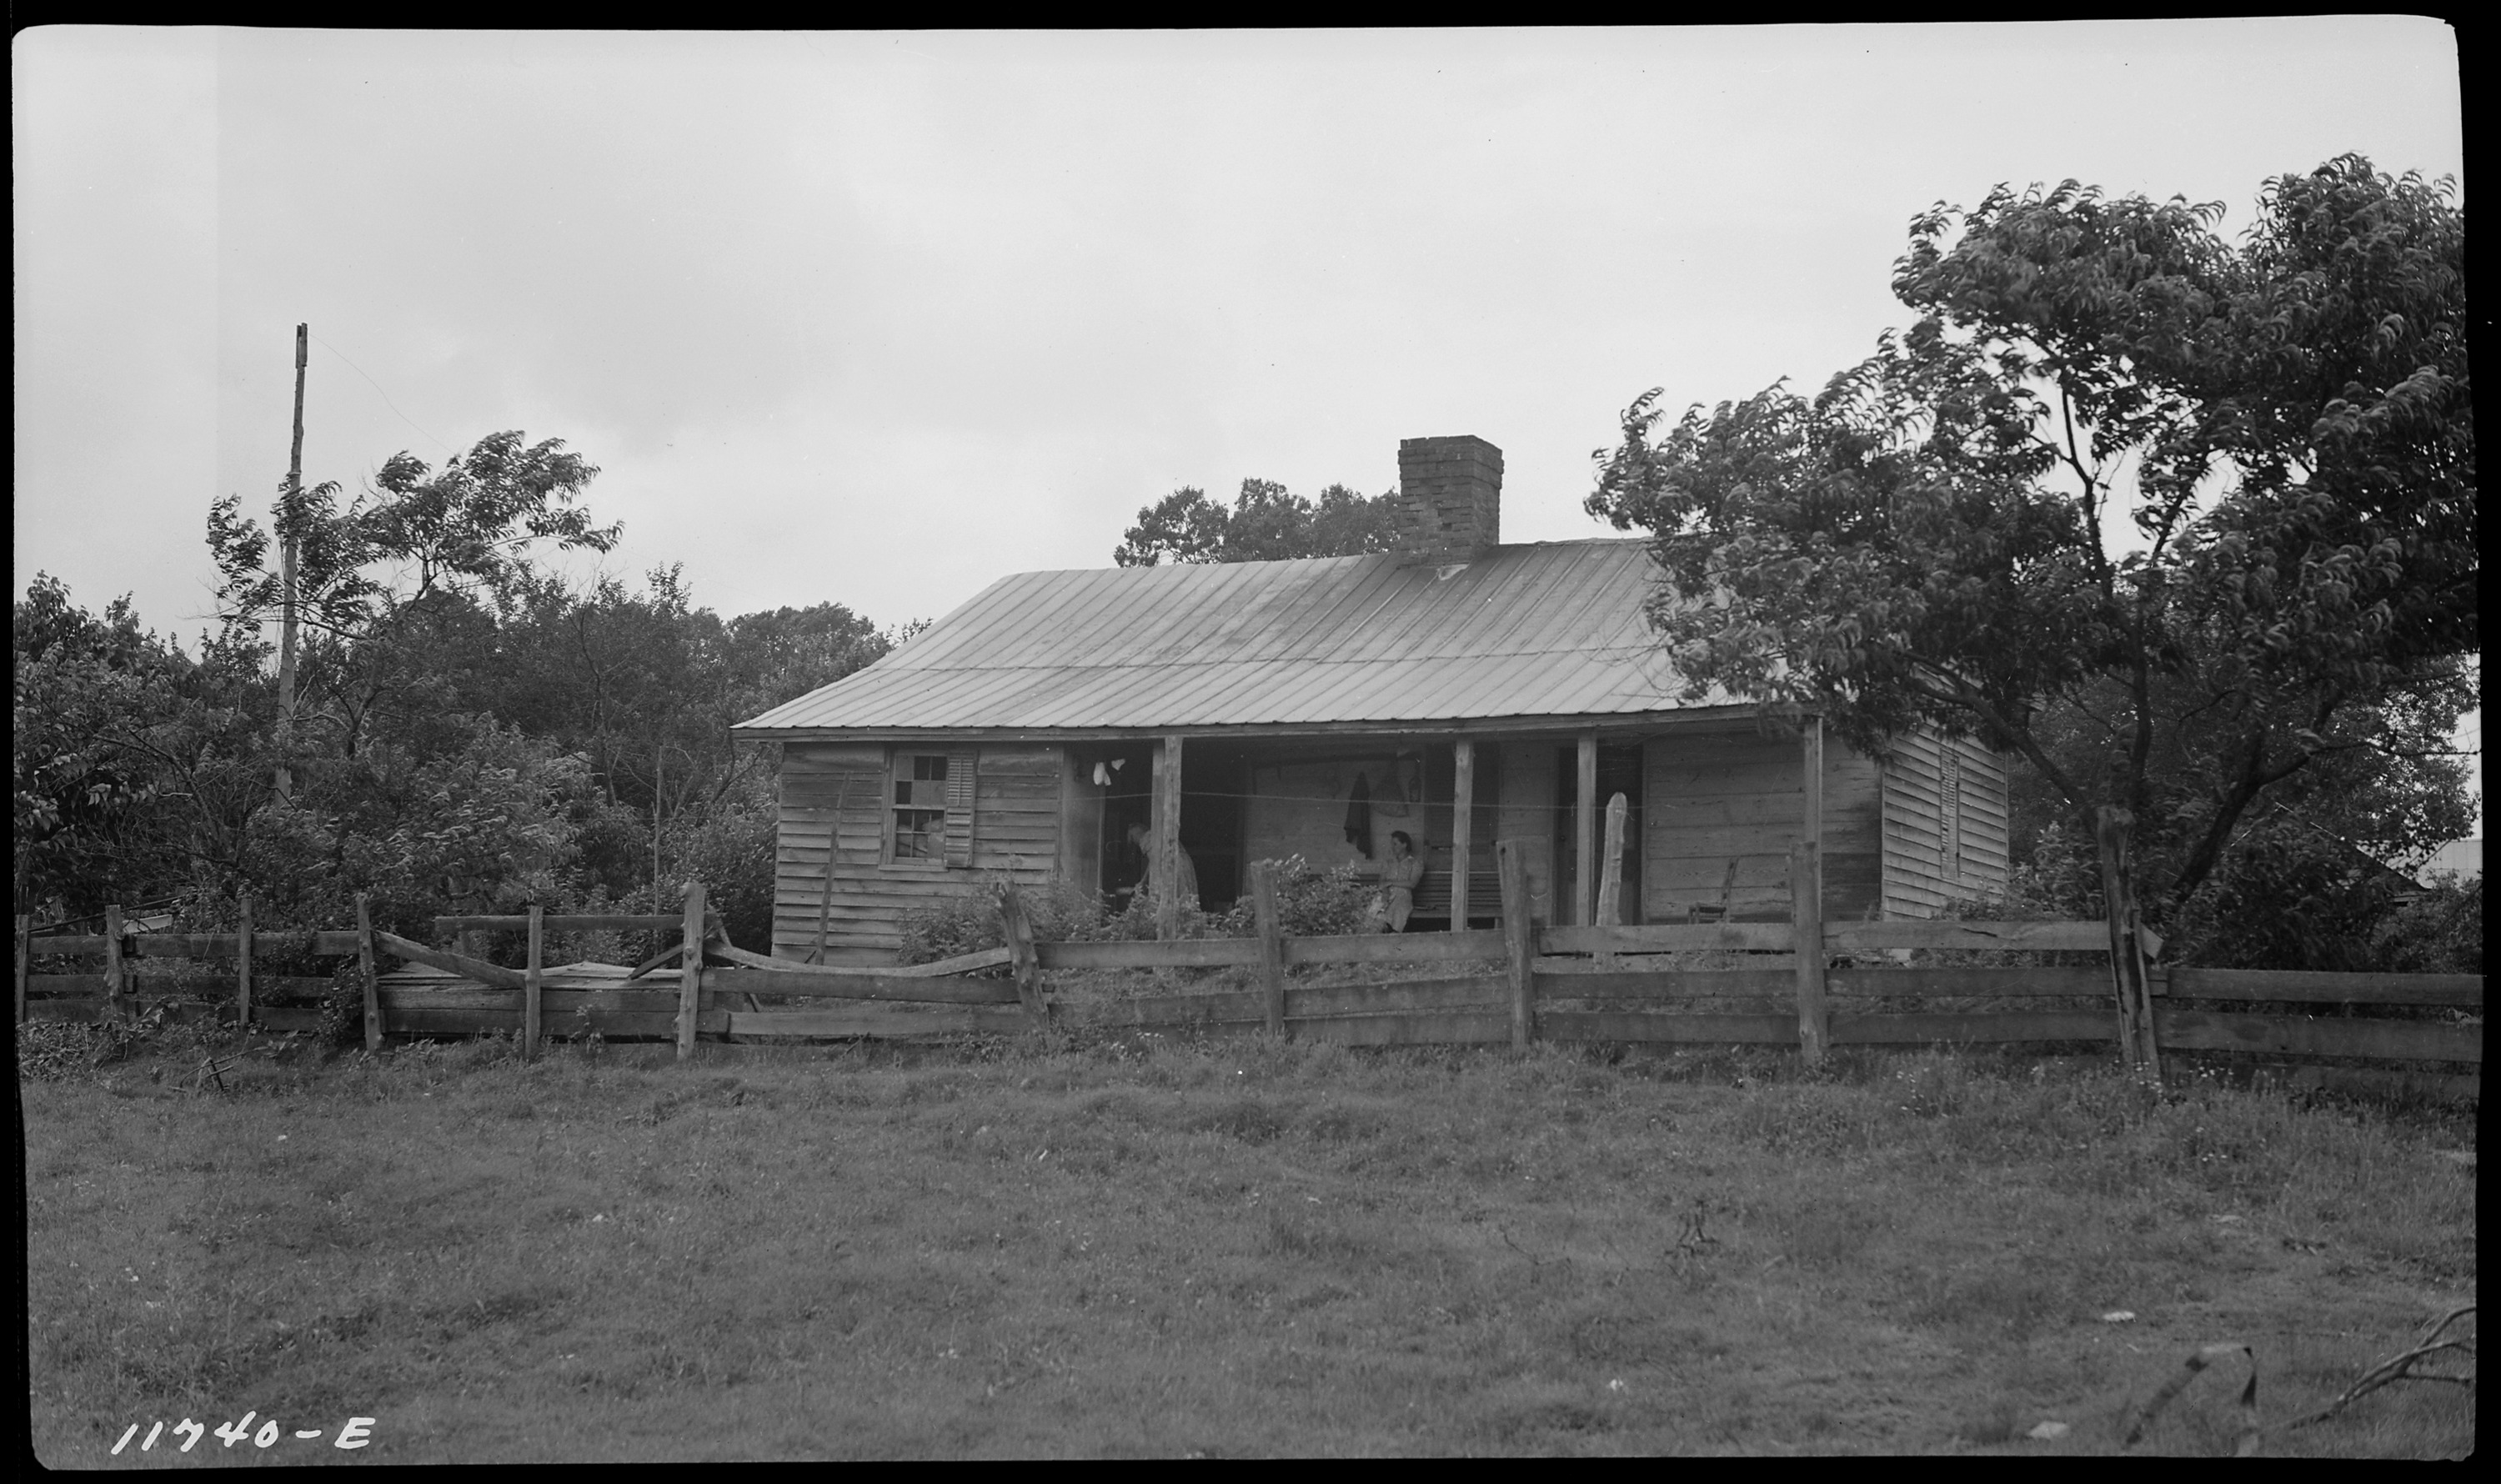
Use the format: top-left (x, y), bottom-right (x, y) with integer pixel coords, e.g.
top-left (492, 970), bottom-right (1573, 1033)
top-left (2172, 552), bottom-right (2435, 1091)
top-left (734, 539), bottom-right (1713, 735)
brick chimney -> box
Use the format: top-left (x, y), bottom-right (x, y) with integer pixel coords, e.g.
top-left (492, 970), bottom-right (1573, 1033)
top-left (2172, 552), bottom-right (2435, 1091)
top-left (1395, 435), bottom-right (1503, 559)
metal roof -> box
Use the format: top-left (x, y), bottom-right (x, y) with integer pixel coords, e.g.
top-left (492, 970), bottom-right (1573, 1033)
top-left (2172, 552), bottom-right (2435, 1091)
top-left (734, 539), bottom-right (1717, 736)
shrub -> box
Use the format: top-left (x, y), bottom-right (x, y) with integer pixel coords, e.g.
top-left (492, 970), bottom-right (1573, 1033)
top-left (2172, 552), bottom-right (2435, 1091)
top-left (1211, 855), bottom-right (1380, 939)
top-left (894, 855), bottom-right (1379, 964)
top-left (896, 877), bottom-right (1147, 965)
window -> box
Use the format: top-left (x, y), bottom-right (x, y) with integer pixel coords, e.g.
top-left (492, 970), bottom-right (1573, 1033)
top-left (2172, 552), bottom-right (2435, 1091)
top-left (890, 748), bottom-right (975, 865)
top-left (891, 753), bottom-right (950, 862)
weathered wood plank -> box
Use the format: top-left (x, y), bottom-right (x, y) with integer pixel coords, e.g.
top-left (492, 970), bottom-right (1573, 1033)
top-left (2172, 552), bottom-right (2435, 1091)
top-left (1035, 938), bottom-right (1262, 969)
top-left (1823, 920), bottom-right (2111, 952)
top-left (378, 987), bottom-right (694, 1014)
top-left (1250, 861), bottom-right (1286, 1035)
top-left (1501, 838), bottom-right (1536, 1049)
top-left (1824, 966), bottom-right (2116, 998)
top-left (997, 885), bottom-right (1048, 1026)
top-left (25, 929), bottom-right (376, 959)
top-left (1830, 1011), bottom-right (2119, 1044)
top-left (26, 974), bottom-right (335, 1000)
top-left (524, 904), bottom-right (544, 1059)
top-left (2162, 969), bottom-right (2483, 1007)
top-left (704, 968), bottom-right (1021, 1005)
top-left (373, 931), bottom-right (529, 990)
top-left (103, 905), bottom-right (126, 1020)
top-left (1537, 954), bottom-right (1798, 973)
top-left (1792, 840), bottom-right (1829, 1064)
top-left (356, 895), bottom-right (382, 1050)
top-left (1531, 970), bottom-right (1796, 999)
top-left (726, 1004), bottom-right (1031, 1039)
top-left (679, 882), bottom-right (706, 1060)
top-left (2154, 1009), bottom-right (2482, 1064)
top-left (432, 913), bottom-right (722, 934)
top-left (1284, 930), bottom-right (1510, 966)
top-left (234, 897), bottom-right (253, 1034)
top-left (762, 945), bottom-right (1015, 978)
top-left (1539, 922), bottom-right (1797, 954)
top-left (386, 1007), bottom-right (732, 1039)
top-left (1287, 976), bottom-right (1508, 1018)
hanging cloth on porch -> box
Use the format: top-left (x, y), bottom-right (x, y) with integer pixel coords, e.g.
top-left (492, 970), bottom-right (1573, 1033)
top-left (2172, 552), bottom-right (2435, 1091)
top-left (1343, 770), bottom-right (1372, 856)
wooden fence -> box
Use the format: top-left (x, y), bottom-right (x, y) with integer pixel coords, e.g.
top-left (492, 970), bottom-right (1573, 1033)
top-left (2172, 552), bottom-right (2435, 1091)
top-left (15, 855), bottom-right (2483, 1101)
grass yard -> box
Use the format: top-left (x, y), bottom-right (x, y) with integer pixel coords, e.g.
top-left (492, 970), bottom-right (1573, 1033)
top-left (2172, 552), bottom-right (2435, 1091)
top-left (23, 1025), bottom-right (2477, 1460)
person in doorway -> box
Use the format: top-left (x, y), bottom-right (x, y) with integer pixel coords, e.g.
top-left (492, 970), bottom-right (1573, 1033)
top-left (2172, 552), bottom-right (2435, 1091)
top-left (1122, 821), bottom-right (1200, 911)
top-left (1380, 830), bottom-right (1425, 933)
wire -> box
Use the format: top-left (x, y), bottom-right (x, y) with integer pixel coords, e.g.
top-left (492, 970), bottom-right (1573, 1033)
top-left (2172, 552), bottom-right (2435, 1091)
top-left (307, 332), bottom-right (458, 458)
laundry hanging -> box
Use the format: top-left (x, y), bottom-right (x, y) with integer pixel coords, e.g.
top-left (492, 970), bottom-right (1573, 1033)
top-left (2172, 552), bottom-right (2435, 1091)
top-left (1342, 770), bottom-right (1372, 856)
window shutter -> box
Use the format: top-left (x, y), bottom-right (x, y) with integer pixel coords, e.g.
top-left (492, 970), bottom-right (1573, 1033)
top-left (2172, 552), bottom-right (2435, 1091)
top-left (1940, 746), bottom-right (1964, 884)
top-left (945, 748), bottom-right (976, 867)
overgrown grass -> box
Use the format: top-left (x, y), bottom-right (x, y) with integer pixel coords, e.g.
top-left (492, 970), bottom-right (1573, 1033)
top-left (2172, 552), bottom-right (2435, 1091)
top-left (23, 1028), bottom-right (2475, 1460)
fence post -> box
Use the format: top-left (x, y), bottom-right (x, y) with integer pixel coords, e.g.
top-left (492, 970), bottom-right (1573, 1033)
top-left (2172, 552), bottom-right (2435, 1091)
top-left (1574, 733), bottom-right (1598, 926)
top-left (1789, 841), bottom-right (1830, 1066)
top-left (13, 914), bottom-right (28, 1025)
top-left (1596, 793), bottom-right (1628, 930)
top-left (235, 895), bottom-right (253, 1032)
top-left (103, 904), bottom-right (127, 1021)
top-left (355, 894), bottom-right (382, 1052)
top-left (1154, 734), bottom-right (1185, 941)
top-left (996, 884), bottom-right (1047, 1028)
top-left (677, 881), bottom-right (706, 1060)
top-left (1250, 860), bottom-right (1286, 1036)
top-left (2094, 806), bottom-right (2163, 1079)
top-left (1498, 840), bottom-right (1535, 1050)
top-left (524, 903), bottom-right (544, 1060)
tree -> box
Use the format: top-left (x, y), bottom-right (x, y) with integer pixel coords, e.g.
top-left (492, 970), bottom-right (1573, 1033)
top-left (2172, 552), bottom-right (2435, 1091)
top-left (1114, 478), bottom-right (1399, 565)
top-left (208, 430), bottom-right (621, 769)
top-left (1586, 155), bottom-right (2474, 935)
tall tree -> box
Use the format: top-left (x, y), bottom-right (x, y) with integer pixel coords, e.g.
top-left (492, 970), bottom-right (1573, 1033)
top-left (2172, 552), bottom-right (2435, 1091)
top-left (1586, 155), bottom-right (2473, 926)
top-left (1114, 478), bottom-right (1399, 565)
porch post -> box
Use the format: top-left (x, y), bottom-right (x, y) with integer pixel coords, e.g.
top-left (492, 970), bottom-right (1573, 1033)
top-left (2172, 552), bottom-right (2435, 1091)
top-left (1155, 734), bottom-right (1185, 940)
top-left (1575, 731), bottom-right (1598, 927)
top-left (1449, 739), bottom-right (1474, 931)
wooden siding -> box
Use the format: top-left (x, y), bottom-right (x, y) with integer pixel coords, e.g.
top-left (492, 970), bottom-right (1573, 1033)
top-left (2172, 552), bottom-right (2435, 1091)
top-left (1642, 728), bottom-right (1882, 923)
top-left (772, 744), bottom-right (1063, 960)
top-left (1880, 729), bottom-right (2012, 918)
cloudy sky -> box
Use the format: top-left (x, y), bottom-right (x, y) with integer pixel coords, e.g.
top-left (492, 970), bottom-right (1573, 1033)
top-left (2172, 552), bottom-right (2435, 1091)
top-left (12, 21), bottom-right (2473, 817)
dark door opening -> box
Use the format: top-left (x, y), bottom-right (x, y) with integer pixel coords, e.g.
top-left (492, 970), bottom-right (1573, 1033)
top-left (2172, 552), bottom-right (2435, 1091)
top-left (1555, 742), bottom-right (1645, 925)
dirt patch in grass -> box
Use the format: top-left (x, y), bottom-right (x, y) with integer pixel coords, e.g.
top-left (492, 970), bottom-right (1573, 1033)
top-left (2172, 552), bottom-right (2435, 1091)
top-left (23, 1033), bottom-right (2475, 1461)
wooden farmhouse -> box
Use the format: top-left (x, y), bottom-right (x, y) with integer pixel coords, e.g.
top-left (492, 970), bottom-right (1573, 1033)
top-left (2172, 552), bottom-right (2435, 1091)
top-left (732, 435), bottom-right (2010, 963)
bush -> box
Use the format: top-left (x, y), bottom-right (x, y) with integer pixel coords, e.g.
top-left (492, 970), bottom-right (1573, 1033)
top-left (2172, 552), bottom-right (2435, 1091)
top-left (1210, 855), bottom-right (1380, 939)
top-left (894, 855), bottom-right (1380, 965)
top-left (896, 877), bottom-right (1141, 965)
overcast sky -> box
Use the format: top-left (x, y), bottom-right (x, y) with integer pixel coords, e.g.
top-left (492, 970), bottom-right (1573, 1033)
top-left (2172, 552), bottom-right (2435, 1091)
top-left (12, 21), bottom-right (2475, 823)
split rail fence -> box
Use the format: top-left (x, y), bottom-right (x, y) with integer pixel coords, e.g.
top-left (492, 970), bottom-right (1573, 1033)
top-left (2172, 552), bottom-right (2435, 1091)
top-left (16, 845), bottom-right (2482, 1101)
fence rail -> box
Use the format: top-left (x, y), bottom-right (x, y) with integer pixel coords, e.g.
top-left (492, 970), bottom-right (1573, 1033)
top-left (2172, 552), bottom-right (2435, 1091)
top-left (14, 865), bottom-right (2482, 1101)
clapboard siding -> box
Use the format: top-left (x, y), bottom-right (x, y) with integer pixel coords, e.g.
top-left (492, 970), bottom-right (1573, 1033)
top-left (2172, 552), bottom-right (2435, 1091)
top-left (1642, 729), bottom-right (1883, 924)
top-left (1882, 729), bottom-right (2012, 918)
top-left (772, 744), bottom-right (1065, 960)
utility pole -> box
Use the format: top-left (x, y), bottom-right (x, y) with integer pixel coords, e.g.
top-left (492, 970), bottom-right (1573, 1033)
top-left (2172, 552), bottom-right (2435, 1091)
top-left (275, 323), bottom-right (308, 800)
